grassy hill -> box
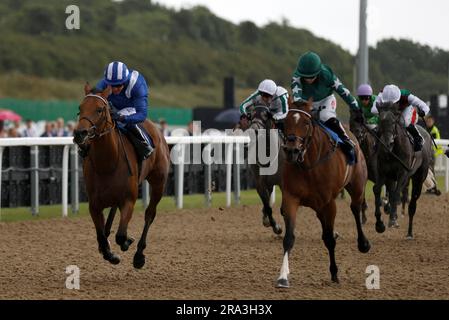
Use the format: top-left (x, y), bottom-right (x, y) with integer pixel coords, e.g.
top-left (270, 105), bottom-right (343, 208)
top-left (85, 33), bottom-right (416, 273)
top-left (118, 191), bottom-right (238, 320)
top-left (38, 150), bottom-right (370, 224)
top-left (0, 0), bottom-right (448, 106)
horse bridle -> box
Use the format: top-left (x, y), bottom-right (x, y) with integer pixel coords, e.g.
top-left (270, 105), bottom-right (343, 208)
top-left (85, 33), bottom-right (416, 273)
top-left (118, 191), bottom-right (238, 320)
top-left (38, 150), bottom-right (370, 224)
top-left (249, 105), bottom-right (273, 130)
top-left (78, 94), bottom-right (115, 141)
top-left (284, 109), bottom-right (314, 160)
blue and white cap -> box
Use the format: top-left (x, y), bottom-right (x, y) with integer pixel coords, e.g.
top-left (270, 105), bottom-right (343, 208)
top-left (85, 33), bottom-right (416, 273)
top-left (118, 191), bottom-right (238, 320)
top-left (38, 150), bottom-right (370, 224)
top-left (104, 61), bottom-right (130, 86)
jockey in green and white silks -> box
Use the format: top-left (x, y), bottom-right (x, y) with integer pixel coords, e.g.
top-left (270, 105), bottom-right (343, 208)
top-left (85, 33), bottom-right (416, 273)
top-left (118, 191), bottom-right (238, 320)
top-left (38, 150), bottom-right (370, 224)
top-left (291, 51), bottom-right (364, 164)
top-left (371, 84), bottom-right (430, 151)
top-left (240, 79), bottom-right (289, 130)
top-left (356, 84), bottom-right (379, 129)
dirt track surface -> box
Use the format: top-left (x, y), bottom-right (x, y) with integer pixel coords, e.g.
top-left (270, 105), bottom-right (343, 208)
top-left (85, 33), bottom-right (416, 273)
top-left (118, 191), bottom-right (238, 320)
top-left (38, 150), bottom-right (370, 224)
top-left (1, 193), bottom-right (449, 300)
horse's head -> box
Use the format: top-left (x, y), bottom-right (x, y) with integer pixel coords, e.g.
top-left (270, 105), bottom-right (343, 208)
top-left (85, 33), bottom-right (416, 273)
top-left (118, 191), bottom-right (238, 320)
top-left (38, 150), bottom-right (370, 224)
top-left (248, 105), bottom-right (274, 132)
top-left (282, 98), bottom-right (314, 163)
top-left (349, 109), bottom-right (366, 143)
top-left (377, 102), bottom-right (401, 152)
top-left (73, 83), bottom-right (114, 147)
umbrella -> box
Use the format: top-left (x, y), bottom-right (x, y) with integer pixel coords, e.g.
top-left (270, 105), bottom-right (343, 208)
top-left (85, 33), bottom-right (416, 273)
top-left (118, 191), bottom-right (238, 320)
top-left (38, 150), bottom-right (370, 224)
top-left (0, 109), bottom-right (22, 122)
top-left (214, 108), bottom-right (241, 123)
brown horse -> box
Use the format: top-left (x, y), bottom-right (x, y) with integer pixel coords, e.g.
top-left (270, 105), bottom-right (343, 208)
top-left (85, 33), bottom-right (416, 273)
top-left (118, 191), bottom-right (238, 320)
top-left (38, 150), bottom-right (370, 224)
top-left (276, 99), bottom-right (371, 287)
top-left (73, 84), bottom-right (170, 268)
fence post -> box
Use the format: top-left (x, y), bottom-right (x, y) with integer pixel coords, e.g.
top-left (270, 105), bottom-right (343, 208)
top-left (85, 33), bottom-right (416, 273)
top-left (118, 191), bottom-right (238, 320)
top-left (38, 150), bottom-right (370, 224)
top-left (204, 144), bottom-right (212, 207)
top-left (0, 146), bottom-right (3, 220)
top-left (225, 142), bottom-right (233, 207)
top-left (62, 145), bottom-right (70, 217)
top-left (142, 180), bottom-right (150, 209)
top-left (174, 144), bottom-right (185, 209)
top-left (444, 153), bottom-right (449, 192)
top-left (70, 146), bottom-right (79, 214)
top-left (30, 146), bottom-right (39, 216)
top-left (233, 143), bottom-right (241, 205)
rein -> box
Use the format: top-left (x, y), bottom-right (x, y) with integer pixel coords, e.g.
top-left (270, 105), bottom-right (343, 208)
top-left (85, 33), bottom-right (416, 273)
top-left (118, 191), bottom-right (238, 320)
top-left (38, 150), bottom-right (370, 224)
top-left (286, 109), bottom-right (338, 170)
top-left (374, 116), bottom-right (412, 172)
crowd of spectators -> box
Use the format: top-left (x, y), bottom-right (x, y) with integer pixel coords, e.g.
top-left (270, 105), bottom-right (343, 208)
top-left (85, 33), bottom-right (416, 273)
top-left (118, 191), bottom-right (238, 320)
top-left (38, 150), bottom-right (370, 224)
top-left (0, 118), bottom-right (75, 138)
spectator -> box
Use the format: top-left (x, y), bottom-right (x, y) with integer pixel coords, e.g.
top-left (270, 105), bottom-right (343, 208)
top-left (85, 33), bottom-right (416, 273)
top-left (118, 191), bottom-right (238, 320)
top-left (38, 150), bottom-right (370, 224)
top-left (187, 121), bottom-right (193, 136)
top-left (50, 121), bottom-right (57, 136)
top-left (40, 122), bottom-right (55, 137)
top-left (0, 120), bottom-right (8, 138)
top-left (424, 115), bottom-right (443, 195)
top-left (66, 121), bottom-right (75, 136)
top-left (8, 127), bottom-right (20, 138)
top-left (23, 119), bottom-right (37, 137)
top-left (55, 117), bottom-right (69, 137)
top-left (159, 118), bottom-right (170, 136)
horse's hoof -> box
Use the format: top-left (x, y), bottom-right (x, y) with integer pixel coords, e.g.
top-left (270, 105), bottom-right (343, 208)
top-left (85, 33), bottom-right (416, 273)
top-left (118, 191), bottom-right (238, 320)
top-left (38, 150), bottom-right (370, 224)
top-left (276, 278), bottom-right (289, 288)
top-left (331, 275), bottom-right (340, 284)
top-left (388, 219), bottom-right (399, 228)
top-left (120, 238), bottom-right (135, 252)
top-left (375, 222), bottom-right (386, 233)
top-left (334, 231), bottom-right (340, 240)
top-left (104, 252), bottom-right (121, 265)
top-left (358, 240), bottom-right (371, 253)
top-left (273, 224), bottom-right (283, 235)
top-left (262, 215), bottom-right (270, 228)
top-left (133, 253), bottom-right (146, 269)
top-left (406, 234), bottom-right (414, 240)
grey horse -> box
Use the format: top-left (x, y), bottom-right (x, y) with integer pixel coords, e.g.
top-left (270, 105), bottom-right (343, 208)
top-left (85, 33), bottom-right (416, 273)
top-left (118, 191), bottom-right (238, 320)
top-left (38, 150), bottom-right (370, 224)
top-left (240, 105), bottom-right (283, 235)
top-left (374, 103), bottom-right (432, 239)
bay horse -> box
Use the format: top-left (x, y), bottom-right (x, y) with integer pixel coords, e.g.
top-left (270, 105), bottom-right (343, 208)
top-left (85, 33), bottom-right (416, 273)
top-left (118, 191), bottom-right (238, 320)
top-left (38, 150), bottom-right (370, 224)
top-left (373, 102), bottom-right (432, 239)
top-left (277, 99), bottom-right (371, 287)
top-left (73, 84), bottom-right (170, 268)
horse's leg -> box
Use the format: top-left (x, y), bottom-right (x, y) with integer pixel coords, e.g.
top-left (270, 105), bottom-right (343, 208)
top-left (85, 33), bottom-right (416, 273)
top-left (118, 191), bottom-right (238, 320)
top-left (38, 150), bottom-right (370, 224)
top-left (133, 177), bottom-right (165, 269)
top-left (407, 171), bottom-right (425, 240)
top-left (345, 184), bottom-right (371, 253)
top-left (90, 205), bottom-right (120, 264)
top-left (373, 182), bottom-right (386, 233)
top-left (256, 182), bottom-right (282, 235)
top-left (276, 193), bottom-right (299, 288)
top-left (316, 200), bottom-right (339, 283)
top-left (104, 207), bottom-right (117, 239)
top-left (361, 198), bottom-right (368, 225)
top-left (386, 179), bottom-right (400, 228)
top-left (115, 200), bottom-right (136, 252)
top-left (401, 182), bottom-right (409, 217)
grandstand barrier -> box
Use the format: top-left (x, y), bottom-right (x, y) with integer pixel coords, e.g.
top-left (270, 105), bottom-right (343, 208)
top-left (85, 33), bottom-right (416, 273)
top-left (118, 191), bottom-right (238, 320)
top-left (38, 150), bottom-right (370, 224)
top-left (0, 136), bottom-right (250, 217)
top-left (1, 137), bottom-right (447, 218)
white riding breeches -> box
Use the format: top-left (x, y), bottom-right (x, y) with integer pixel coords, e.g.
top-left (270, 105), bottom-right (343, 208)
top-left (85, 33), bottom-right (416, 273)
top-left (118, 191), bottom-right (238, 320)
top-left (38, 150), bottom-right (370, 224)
top-left (311, 94), bottom-right (337, 122)
top-left (400, 105), bottom-right (417, 127)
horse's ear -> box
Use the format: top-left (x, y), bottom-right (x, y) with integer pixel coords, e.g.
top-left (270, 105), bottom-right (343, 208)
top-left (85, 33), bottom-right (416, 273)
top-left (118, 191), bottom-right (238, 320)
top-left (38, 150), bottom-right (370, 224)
top-left (84, 82), bottom-right (91, 95)
top-left (102, 85), bottom-right (112, 98)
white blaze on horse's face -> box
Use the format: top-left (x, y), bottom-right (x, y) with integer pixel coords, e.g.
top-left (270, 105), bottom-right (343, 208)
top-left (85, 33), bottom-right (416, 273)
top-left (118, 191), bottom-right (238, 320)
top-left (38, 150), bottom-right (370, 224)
top-left (293, 113), bottom-right (300, 124)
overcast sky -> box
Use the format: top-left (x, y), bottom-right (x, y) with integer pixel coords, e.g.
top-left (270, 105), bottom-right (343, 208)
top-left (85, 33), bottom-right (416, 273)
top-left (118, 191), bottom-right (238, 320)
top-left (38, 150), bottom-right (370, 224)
top-left (155, 0), bottom-right (449, 54)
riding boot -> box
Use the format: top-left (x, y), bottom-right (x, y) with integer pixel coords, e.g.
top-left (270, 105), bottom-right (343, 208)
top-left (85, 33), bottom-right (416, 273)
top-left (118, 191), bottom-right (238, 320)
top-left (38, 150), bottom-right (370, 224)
top-left (126, 124), bottom-right (154, 161)
top-left (406, 124), bottom-right (424, 152)
top-left (325, 118), bottom-right (356, 165)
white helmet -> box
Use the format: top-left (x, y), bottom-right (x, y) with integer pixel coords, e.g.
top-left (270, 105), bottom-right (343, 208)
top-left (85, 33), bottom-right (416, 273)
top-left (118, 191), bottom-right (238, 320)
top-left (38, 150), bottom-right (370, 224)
top-left (380, 84), bottom-right (401, 103)
top-left (258, 79), bottom-right (277, 96)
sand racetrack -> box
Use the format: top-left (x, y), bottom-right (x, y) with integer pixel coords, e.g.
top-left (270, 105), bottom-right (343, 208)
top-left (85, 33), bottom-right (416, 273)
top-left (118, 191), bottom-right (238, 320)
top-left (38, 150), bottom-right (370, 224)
top-left (1, 193), bottom-right (448, 300)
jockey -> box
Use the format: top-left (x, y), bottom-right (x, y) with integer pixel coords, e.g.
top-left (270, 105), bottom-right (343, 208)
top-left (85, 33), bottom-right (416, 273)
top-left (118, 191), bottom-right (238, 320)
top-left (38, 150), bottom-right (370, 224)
top-left (424, 115), bottom-right (444, 157)
top-left (371, 84), bottom-right (429, 151)
top-left (356, 84), bottom-right (379, 129)
top-left (291, 51), bottom-right (363, 163)
top-left (239, 79), bottom-right (289, 131)
top-left (96, 61), bottom-right (153, 160)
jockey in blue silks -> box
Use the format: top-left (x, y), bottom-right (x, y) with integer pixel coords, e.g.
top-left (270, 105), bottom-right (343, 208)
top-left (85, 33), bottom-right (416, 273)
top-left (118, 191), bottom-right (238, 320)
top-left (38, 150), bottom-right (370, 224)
top-left (96, 61), bottom-right (153, 160)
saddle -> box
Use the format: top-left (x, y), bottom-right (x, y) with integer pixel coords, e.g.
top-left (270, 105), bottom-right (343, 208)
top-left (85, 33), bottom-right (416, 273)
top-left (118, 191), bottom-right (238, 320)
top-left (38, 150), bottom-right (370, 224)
top-left (318, 122), bottom-right (356, 165)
